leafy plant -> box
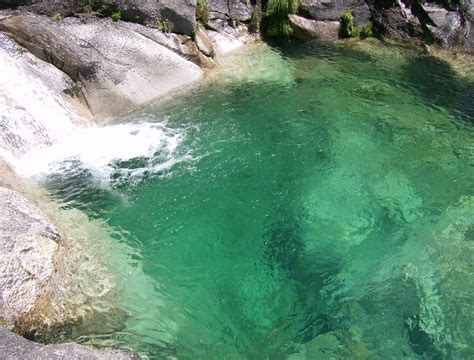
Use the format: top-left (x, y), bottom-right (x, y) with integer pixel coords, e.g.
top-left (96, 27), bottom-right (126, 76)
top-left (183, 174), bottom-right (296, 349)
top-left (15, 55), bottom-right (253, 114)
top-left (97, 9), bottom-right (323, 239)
top-left (265, 0), bottom-right (300, 38)
top-left (361, 21), bottom-right (374, 38)
top-left (157, 18), bottom-right (171, 33)
top-left (63, 85), bottom-right (81, 97)
top-left (339, 10), bottom-right (354, 38)
top-left (196, 0), bottom-right (209, 25)
top-left (111, 11), bottom-right (121, 22)
top-left (52, 13), bottom-right (62, 21)
top-left (83, 4), bottom-right (93, 14)
top-left (250, 1), bottom-right (263, 33)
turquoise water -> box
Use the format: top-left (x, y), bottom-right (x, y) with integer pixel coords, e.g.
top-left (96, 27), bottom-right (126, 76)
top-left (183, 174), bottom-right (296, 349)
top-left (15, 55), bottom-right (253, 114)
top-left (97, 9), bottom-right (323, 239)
top-left (40, 41), bottom-right (473, 359)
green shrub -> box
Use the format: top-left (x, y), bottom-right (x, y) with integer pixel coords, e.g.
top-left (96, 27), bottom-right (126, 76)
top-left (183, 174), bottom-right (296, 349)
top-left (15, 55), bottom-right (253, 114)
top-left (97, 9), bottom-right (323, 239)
top-left (157, 18), bottom-right (171, 33)
top-left (52, 13), bottom-right (62, 21)
top-left (265, 0), bottom-right (300, 38)
top-left (111, 11), bottom-right (121, 22)
top-left (339, 10), bottom-right (354, 38)
top-left (196, 0), bottom-right (209, 25)
top-left (361, 21), bottom-right (374, 38)
top-left (83, 4), bottom-right (93, 14)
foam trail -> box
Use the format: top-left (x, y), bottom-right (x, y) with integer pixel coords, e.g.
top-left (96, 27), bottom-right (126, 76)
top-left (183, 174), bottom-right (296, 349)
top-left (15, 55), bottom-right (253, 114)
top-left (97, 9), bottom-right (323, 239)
top-left (14, 122), bottom-right (189, 182)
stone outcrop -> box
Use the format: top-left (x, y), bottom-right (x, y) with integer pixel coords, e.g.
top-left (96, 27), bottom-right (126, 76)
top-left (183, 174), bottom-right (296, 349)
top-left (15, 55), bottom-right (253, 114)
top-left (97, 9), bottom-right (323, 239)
top-left (0, 327), bottom-right (140, 359)
top-left (422, 3), bottom-right (474, 51)
top-left (4, 0), bottom-right (197, 36)
top-left (0, 11), bottom-right (203, 119)
top-left (208, 0), bottom-right (252, 22)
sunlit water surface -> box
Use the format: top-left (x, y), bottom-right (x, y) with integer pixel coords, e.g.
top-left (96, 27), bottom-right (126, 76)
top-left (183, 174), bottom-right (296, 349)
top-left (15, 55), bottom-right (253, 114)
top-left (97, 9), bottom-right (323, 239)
top-left (32, 40), bottom-right (473, 359)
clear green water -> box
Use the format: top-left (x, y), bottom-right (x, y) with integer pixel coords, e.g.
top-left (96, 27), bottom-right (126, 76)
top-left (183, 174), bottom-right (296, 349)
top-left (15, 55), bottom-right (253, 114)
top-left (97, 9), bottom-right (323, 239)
top-left (40, 41), bottom-right (473, 359)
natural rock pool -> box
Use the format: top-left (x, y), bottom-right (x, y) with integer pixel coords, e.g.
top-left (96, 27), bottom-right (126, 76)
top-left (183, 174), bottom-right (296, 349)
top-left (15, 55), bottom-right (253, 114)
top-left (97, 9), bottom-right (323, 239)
top-left (27, 40), bottom-right (473, 359)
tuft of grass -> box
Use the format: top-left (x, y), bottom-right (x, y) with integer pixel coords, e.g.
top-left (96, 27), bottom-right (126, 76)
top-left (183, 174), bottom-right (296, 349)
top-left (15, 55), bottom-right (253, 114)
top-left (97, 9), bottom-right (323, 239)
top-left (250, 1), bottom-right (263, 33)
top-left (111, 11), bottom-right (121, 22)
top-left (196, 0), bottom-right (209, 25)
top-left (361, 21), bottom-right (374, 38)
top-left (52, 13), bottom-right (62, 21)
top-left (83, 4), bottom-right (93, 14)
top-left (63, 85), bottom-right (81, 97)
top-left (157, 18), bottom-right (171, 33)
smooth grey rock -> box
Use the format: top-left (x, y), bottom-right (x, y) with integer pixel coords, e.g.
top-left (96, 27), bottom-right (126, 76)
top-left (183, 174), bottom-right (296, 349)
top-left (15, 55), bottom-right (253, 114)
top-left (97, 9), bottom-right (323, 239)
top-left (0, 12), bottom-right (203, 119)
top-left (300, 0), bottom-right (371, 27)
top-left (0, 327), bottom-right (140, 359)
top-left (116, 21), bottom-right (214, 66)
top-left (0, 187), bottom-right (59, 326)
top-left (195, 23), bottom-right (215, 57)
top-left (289, 14), bottom-right (340, 40)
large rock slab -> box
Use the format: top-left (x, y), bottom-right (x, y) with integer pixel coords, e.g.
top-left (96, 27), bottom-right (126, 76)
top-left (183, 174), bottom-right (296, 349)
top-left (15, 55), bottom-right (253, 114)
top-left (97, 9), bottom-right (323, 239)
top-left (0, 12), bottom-right (203, 119)
top-left (9, 0), bottom-right (197, 36)
top-left (115, 21), bottom-right (215, 67)
top-left (0, 187), bottom-right (59, 327)
top-left (0, 327), bottom-right (140, 359)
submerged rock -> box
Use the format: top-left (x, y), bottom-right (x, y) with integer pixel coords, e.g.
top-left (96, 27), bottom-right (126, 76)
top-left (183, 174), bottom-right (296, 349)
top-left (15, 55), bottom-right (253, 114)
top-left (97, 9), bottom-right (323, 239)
top-left (0, 11), bottom-right (203, 119)
top-left (0, 326), bottom-right (140, 359)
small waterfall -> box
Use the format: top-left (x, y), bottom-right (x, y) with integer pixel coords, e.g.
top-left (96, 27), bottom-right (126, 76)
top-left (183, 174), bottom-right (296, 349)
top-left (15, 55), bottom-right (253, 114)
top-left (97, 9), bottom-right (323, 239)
top-left (0, 32), bottom-right (90, 162)
top-left (0, 32), bottom-right (190, 184)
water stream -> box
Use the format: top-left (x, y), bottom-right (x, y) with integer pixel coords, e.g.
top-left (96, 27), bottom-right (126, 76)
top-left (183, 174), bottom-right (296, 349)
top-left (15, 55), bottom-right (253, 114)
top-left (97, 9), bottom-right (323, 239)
top-left (7, 40), bottom-right (474, 359)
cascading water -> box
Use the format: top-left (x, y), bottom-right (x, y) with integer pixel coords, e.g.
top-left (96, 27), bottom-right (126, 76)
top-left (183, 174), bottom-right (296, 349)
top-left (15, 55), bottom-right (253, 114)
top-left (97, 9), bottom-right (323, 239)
top-left (0, 32), bottom-right (89, 161)
top-left (0, 32), bottom-right (189, 186)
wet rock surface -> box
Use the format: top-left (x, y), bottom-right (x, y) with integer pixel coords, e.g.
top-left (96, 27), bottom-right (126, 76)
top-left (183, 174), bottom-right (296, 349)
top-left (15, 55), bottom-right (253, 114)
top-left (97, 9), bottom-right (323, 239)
top-left (0, 327), bottom-right (141, 359)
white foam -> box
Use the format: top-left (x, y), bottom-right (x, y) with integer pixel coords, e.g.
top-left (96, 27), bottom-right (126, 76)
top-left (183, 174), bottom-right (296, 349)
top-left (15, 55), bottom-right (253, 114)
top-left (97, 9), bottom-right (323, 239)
top-left (14, 121), bottom-right (190, 183)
